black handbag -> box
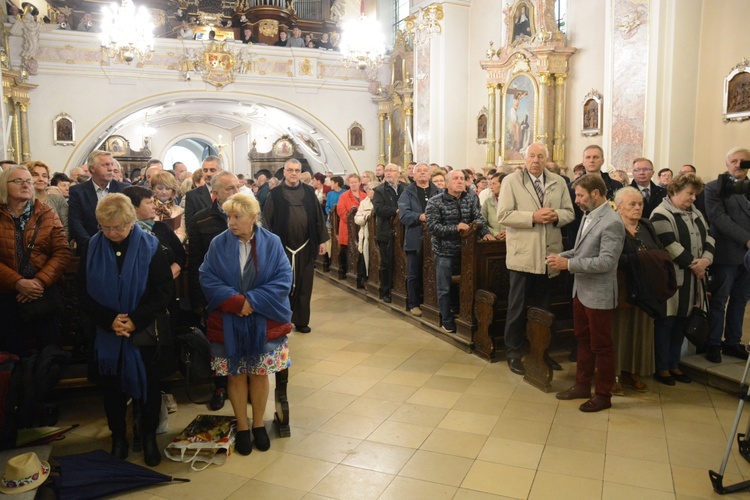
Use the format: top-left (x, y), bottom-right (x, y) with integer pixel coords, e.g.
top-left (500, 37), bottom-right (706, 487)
top-left (684, 277), bottom-right (710, 347)
top-left (16, 220), bottom-right (64, 322)
top-left (131, 312), bottom-right (172, 347)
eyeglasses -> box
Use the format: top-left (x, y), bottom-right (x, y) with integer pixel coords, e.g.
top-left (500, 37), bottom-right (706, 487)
top-left (632, 168), bottom-right (653, 173)
top-left (98, 223), bottom-right (132, 233)
top-left (7, 179), bottom-right (34, 186)
top-left (285, 169), bottom-right (301, 173)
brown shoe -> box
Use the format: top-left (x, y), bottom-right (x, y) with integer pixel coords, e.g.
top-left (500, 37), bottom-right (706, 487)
top-left (612, 377), bottom-right (625, 397)
top-left (621, 371), bottom-right (647, 392)
top-left (579, 395), bottom-right (612, 413)
top-left (556, 384), bottom-right (591, 400)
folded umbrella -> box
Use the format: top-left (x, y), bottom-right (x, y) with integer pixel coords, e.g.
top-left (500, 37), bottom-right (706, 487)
top-left (53, 449), bottom-right (189, 500)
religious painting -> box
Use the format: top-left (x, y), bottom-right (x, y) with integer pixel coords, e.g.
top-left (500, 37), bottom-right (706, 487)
top-left (348, 122), bottom-right (363, 150)
top-left (104, 135), bottom-right (129, 156)
top-left (53, 112), bottom-right (75, 146)
top-left (582, 89), bottom-right (602, 136)
top-left (502, 74), bottom-right (537, 163)
top-left (724, 59), bottom-right (750, 122)
top-left (289, 126), bottom-right (321, 156)
top-left (477, 107), bottom-right (488, 144)
top-left (273, 137), bottom-right (294, 157)
top-left (511, 1), bottom-right (535, 44)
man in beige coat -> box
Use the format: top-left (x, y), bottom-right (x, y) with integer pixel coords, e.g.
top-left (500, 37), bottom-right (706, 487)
top-left (497, 143), bottom-right (575, 375)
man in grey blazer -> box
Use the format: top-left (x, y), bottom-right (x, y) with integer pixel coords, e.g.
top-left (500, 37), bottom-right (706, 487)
top-left (547, 174), bottom-right (625, 412)
top-left (704, 147), bottom-right (750, 363)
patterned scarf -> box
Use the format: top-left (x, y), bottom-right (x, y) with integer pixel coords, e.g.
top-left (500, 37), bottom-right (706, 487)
top-left (154, 197), bottom-right (173, 221)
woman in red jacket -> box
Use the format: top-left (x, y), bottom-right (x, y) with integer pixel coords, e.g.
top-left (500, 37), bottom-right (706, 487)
top-left (336, 173), bottom-right (366, 275)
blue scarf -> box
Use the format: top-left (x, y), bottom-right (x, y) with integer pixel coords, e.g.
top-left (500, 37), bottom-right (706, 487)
top-left (86, 224), bottom-right (159, 400)
top-left (199, 226), bottom-right (292, 374)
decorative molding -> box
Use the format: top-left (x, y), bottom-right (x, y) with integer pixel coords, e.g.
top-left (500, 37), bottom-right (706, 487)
top-left (582, 89), bottom-right (602, 136)
top-left (723, 58), bottom-right (750, 123)
top-left (53, 112), bottom-right (75, 146)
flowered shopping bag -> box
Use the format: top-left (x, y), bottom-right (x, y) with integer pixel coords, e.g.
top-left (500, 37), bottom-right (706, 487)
top-left (164, 415), bottom-right (236, 471)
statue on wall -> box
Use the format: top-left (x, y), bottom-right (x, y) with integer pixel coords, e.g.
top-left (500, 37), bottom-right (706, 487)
top-left (10, 4), bottom-right (41, 74)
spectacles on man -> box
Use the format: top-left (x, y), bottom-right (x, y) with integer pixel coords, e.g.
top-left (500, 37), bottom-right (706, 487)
top-left (7, 179), bottom-right (34, 186)
top-left (285, 168), bottom-right (301, 173)
top-left (98, 223), bottom-right (132, 233)
top-left (633, 168), bottom-right (653, 173)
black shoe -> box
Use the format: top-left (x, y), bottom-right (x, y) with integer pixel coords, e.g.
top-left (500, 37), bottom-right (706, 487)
top-left (235, 430), bottom-right (252, 456)
top-left (38, 404), bottom-right (59, 427)
top-left (111, 436), bottom-right (128, 460)
top-left (382, 295), bottom-right (392, 304)
top-left (209, 388), bottom-right (227, 411)
top-left (545, 354), bottom-right (563, 371)
top-left (669, 371), bottom-right (692, 384)
top-left (723, 344), bottom-right (749, 360)
top-left (295, 325), bottom-right (311, 334)
top-left (143, 434), bottom-right (161, 467)
top-left (654, 373), bottom-right (676, 386)
top-left (441, 322), bottom-right (456, 334)
top-left (507, 358), bottom-right (525, 375)
top-left (705, 346), bottom-right (722, 364)
top-left (252, 426), bottom-right (271, 452)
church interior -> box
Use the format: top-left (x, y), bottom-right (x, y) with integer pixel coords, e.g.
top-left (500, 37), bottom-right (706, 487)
top-left (1, 0), bottom-right (750, 497)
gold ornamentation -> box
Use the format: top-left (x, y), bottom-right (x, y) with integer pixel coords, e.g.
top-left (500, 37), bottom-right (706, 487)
top-left (300, 58), bottom-right (312, 76)
top-left (538, 71), bottom-right (551, 86)
top-left (259, 20), bottom-right (279, 37)
top-left (555, 73), bottom-right (567, 86)
top-left (511, 53), bottom-right (531, 74)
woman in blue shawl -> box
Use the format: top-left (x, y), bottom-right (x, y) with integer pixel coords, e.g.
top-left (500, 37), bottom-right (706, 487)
top-left (200, 193), bottom-right (292, 455)
top-left (76, 194), bottom-right (172, 467)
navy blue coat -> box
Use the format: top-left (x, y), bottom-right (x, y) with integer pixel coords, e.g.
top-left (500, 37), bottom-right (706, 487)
top-left (398, 182), bottom-right (439, 252)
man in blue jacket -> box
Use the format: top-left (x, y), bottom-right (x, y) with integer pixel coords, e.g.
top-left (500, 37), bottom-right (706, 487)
top-left (398, 162), bottom-right (439, 316)
top-left (426, 170), bottom-right (493, 333)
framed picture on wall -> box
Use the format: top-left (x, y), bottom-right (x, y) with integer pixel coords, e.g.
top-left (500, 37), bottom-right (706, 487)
top-left (723, 59), bottom-right (750, 122)
top-left (501, 73), bottom-right (537, 164)
top-left (273, 137), bottom-right (294, 157)
top-left (477, 107), bottom-right (488, 144)
top-left (510, 0), bottom-right (535, 44)
top-left (348, 122), bottom-right (363, 150)
top-left (104, 135), bottom-right (129, 156)
top-left (53, 112), bottom-right (75, 146)
top-left (582, 89), bottom-right (602, 136)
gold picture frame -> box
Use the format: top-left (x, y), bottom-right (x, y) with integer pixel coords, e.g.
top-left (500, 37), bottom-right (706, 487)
top-left (477, 107), bottom-right (488, 144)
top-left (501, 73), bottom-right (538, 164)
top-left (723, 58), bottom-right (750, 122)
top-left (348, 122), bottom-right (364, 150)
top-left (509, 0), bottom-right (536, 45)
top-left (103, 135), bottom-right (129, 156)
top-left (273, 137), bottom-right (294, 157)
top-left (53, 112), bottom-right (75, 146)
top-left (582, 89), bottom-right (602, 136)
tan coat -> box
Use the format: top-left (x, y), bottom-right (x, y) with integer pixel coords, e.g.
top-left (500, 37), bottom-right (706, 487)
top-left (497, 168), bottom-right (574, 277)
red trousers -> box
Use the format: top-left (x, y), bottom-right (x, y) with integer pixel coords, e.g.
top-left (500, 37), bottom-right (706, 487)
top-left (573, 296), bottom-right (615, 399)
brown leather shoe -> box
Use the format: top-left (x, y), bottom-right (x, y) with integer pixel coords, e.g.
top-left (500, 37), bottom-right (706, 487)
top-left (579, 395), bottom-right (612, 412)
top-left (621, 371), bottom-right (647, 392)
top-left (556, 384), bottom-right (591, 400)
top-left (612, 377), bottom-right (624, 397)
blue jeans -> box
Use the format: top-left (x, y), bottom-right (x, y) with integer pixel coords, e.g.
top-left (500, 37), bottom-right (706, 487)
top-left (708, 264), bottom-right (750, 346)
top-left (435, 255), bottom-right (460, 327)
top-left (654, 316), bottom-right (689, 371)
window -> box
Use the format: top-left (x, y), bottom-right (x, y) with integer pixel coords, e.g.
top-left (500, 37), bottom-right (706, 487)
top-left (556, 0), bottom-right (567, 33)
top-left (393, 0), bottom-right (410, 37)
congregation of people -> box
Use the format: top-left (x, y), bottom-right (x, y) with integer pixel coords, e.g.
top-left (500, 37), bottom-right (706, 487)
top-left (0, 141), bottom-right (748, 469)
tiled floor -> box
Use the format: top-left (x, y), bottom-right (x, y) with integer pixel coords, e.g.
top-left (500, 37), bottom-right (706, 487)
top-left (49, 278), bottom-right (750, 499)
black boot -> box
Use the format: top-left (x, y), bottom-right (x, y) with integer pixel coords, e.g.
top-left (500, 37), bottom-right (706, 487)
top-left (111, 435), bottom-right (128, 460)
top-left (143, 434), bottom-right (161, 467)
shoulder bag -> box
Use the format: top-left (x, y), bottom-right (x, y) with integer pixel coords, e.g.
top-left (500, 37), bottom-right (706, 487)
top-left (17, 220), bottom-right (63, 322)
top-left (131, 312), bottom-right (173, 347)
top-left (684, 276), bottom-right (710, 347)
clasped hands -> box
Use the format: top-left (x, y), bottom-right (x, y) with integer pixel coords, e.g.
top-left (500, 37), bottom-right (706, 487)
top-left (689, 257), bottom-right (710, 280)
top-left (533, 209), bottom-right (558, 225)
top-left (15, 278), bottom-right (44, 303)
top-left (111, 314), bottom-right (136, 337)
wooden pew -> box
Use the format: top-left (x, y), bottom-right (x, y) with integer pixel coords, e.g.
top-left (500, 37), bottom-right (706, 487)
top-left (390, 217), bottom-right (408, 309)
top-left (345, 208), bottom-right (363, 289)
top-left (328, 209), bottom-right (346, 279)
top-left (365, 214), bottom-right (381, 297)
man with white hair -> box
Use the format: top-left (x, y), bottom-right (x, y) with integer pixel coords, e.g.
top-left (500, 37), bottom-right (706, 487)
top-left (497, 143), bottom-right (575, 375)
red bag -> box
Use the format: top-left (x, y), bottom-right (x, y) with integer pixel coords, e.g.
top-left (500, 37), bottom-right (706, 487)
top-left (266, 320), bottom-right (292, 341)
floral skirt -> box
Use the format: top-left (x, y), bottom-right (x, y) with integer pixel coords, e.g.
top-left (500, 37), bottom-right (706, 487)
top-left (210, 338), bottom-right (291, 376)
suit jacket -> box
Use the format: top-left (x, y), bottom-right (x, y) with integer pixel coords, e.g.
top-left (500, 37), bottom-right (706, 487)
top-left (68, 179), bottom-right (127, 249)
top-left (184, 185), bottom-right (212, 225)
top-left (372, 181), bottom-right (406, 243)
top-left (630, 180), bottom-right (666, 219)
top-left (497, 168), bottom-right (575, 276)
top-left (559, 201), bottom-right (625, 310)
top-left (704, 175), bottom-right (750, 265)
top-left (398, 182), bottom-right (439, 252)
top-left (186, 201), bottom-right (227, 309)
top-left (565, 172), bottom-right (622, 249)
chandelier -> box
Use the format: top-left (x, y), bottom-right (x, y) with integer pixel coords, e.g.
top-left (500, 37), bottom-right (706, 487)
top-left (100, 0), bottom-right (155, 65)
top-left (339, 0), bottom-right (386, 74)
top-left (406, 4), bottom-right (444, 48)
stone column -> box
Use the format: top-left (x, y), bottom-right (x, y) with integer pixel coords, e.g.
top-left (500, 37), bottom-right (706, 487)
top-left (537, 71), bottom-right (552, 147)
top-left (553, 73), bottom-right (567, 164)
top-left (18, 102), bottom-right (30, 161)
top-left (404, 95), bottom-right (413, 167)
top-left (485, 83), bottom-right (496, 166)
top-left (378, 112), bottom-right (387, 165)
top-left (12, 103), bottom-right (21, 164)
